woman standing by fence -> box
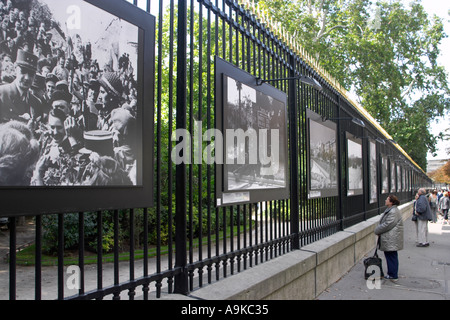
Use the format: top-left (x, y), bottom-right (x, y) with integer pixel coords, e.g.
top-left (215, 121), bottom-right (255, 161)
top-left (374, 194), bottom-right (404, 282)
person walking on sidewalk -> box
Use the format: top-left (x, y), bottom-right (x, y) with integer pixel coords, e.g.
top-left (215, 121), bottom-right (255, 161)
top-left (439, 191), bottom-right (449, 224)
top-left (415, 188), bottom-right (432, 247)
top-left (374, 194), bottom-right (404, 282)
top-left (429, 190), bottom-right (438, 223)
top-left (412, 193), bottom-right (419, 244)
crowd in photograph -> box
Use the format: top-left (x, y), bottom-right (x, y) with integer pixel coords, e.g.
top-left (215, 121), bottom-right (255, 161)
top-left (0, 0), bottom-right (139, 186)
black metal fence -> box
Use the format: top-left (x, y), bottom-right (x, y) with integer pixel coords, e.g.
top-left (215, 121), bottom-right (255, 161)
top-left (1, 0), bottom-right (432, 300)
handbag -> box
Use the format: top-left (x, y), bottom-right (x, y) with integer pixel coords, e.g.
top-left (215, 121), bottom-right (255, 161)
top-left (363, 238), bottom-right (384, 280)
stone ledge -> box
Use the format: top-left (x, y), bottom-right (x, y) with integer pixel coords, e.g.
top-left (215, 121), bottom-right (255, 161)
top-left (189, 249), bottom-right (316, 300)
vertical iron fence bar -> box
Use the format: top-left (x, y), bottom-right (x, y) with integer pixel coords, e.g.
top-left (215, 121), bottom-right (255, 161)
top-left (228, 3), bottom-right (232, 62)
top-left (215, 206), bottom-right (220, 281)
top-left (156, 201), bottom-right (162, 297)
top-left (336, 96), bottom-right (344, 231)
top-left (143, 208), bottom-right (149, 299)
top-left (236, 205), bottom-right (241, 273)
top-left (254, 202), bottom-right (258, 266)
top-left (198, 0), bottom-right (208, 287)
top-left (35, 214), bottom-right (42, 300)
top-left (196, 0), bottom-right (203, 286)
top-left (237, 8), bottom-right (242, 69)
top-left (167, 0), bottom-right (175, 294)
top-left (243, 204), bottom-right (247, 270)
top-left (207, 0), bottom-right (214, 285)
top-left (241, 8), bottom-right (245, 71)
top-left (289, 53), bottom-right (300, 250)
top-left (174, 0), bottom-right (188, 296)
top-left (129, 209), bottom-right (135, 300)
top-left (248, 203), bottom-right (253, 268)
top-left (188, 0), bottom-right (195, 292)
top-left (256, 11), bottom-right (261, 80)
top-left (299, 61), bottom-right (305, 247)
top-left (246, 10), bottom-right (251, 74)
top-left (113, 210), bottom-right (120, 300)
top-left (274, 200), bottom-right (281, 257)
top-left (221, 0), bottom-right (225, 59)
top-left (282, 200), bottom-right (286, 253)
top-left (222, 206), bottom-right (227, 277)
top-left (270, 201), bottom-right (274, 259)
top-left (230, 206), bottom-right (234, 275)
top-left (78, 212), bottom-right (85, 297)
top-left (57, 213), bottom-right (64, 300)
top-left (265, 201), bottom-right (268, 261)
top-left (156, 0), bottom-right (164, 299)
top-left (307, 82), bottom-right (313, 243)
top-left (260, 203), bottom-right (263, 263)
top-left (96, 211), bottom-right (103, 299)
top-left (143, 0), bottom-right (151, 281)
top-left (9, 216), bottom-right (16, 300)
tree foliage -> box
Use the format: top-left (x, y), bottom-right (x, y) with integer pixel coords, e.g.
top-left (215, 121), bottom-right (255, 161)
top-left (428, 160), bottom-right (450, 184)
top-left (255, 0), bottom-right (450, 170)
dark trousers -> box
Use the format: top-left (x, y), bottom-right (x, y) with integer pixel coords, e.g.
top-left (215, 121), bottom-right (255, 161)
top-left (384, 251), bottom-right (399, 278)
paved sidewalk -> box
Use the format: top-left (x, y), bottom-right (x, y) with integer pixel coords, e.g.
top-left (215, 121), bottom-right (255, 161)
top-left (317, 215), bottom-right (450, 300)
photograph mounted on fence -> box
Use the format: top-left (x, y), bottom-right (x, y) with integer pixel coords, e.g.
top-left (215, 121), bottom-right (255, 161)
top-left (381, 155), bottom-right (389, 194)
top-left (307, 109), bottom-right (338, 199)
top-left (215, 57), bottom-right (289, 206)
top-left (369, 140), bottom-right (377, 203)
top-left (0, 0), bottom-right (155, 215)
top-left (346, 132), bottom-right (363, 196)
top-left (390, 161), bottom-right (396, 192)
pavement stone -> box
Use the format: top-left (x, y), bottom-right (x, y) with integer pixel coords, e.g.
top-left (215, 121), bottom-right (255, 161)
top-left (317, 214), bottom-right (450, 300)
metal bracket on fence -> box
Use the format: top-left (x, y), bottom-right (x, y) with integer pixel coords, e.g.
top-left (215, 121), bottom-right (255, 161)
top-left (354, 136), bottom-right (387, 144)
top-left (322, 116), bottom-right (366, 128)
top-left (255, 75), bottom-right (323, 91)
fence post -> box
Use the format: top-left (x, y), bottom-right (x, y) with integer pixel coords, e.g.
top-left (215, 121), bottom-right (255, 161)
top-left (174, 0), bottom-right (188, 295)
top-left (336, 96), bottom-right (344, 231)
top-left (288, 53), bottom-right (300, 250)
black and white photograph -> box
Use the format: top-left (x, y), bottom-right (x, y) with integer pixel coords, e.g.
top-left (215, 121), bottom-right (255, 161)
top-left (369, 140), bottom-right (377, 203)
top-left (215, 57), bottom-right (289, 206)
top-left (223, 75), bottom-right (287, 192)
top-left (0, 0), bottom-right (155, 215)
top-left (0, 0), bottom-right (140, 186)
top-left (381, 155), bottom-right (388, 193)
top-left (307, 111), bottom-right (338, 198)
top-left (346, 134), bottom-right (363, 196)
top-left (390, 161), bottom-right (396, 192)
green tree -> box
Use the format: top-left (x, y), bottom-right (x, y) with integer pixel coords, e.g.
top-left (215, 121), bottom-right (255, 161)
top-left (255, 0), bottom-right (450, 170)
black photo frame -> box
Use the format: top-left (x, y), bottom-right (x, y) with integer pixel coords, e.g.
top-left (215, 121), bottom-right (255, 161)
top-left (0, 0), bottom-right (155, 216)
top-left (215, 57), bottom-right (289, 206)
top-left (307, 109), bottom-right (338, 198)
top-left (345, 132), bottom-right (363, 196)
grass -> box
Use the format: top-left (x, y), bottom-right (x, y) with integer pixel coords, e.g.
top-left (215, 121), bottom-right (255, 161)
top-left (14, 224), bottom-right (251, 266)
